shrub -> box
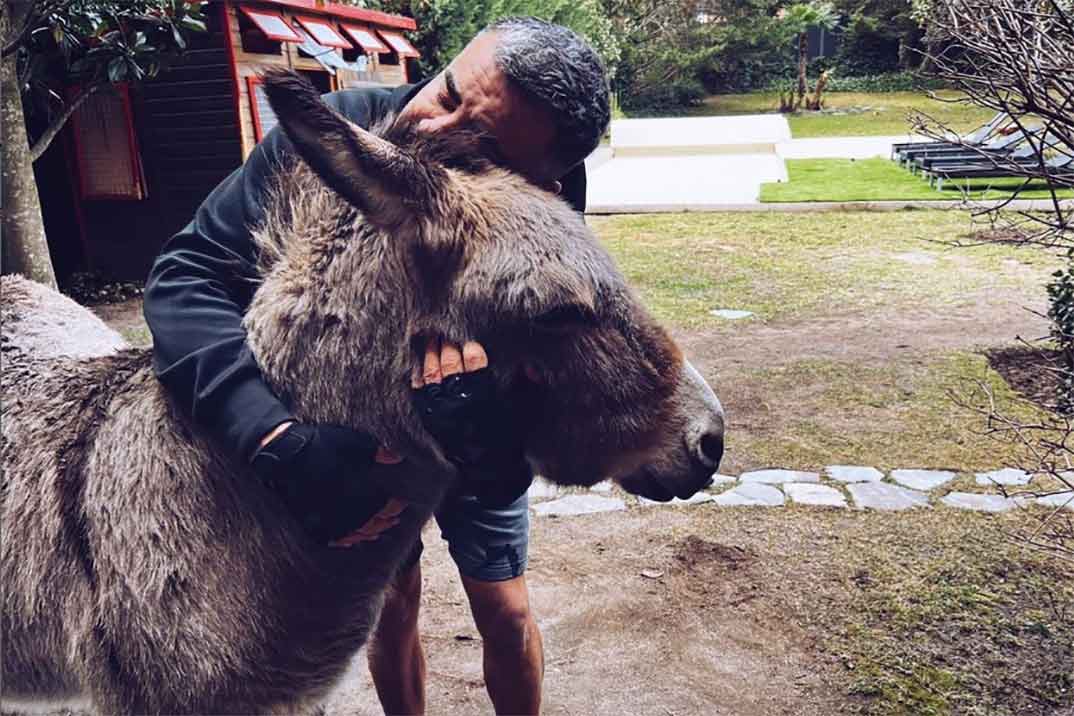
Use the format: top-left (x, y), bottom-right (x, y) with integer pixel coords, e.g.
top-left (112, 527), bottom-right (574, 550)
top-left (620, 79), bottom-right (706, 114)
top-left (1047, 256), bottom-right (1074, 410)
top-left (762, 71), bottom-right (948, 93)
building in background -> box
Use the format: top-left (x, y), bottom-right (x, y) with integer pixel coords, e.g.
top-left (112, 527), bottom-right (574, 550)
top-left (35, 0), bottom-right (420, 281)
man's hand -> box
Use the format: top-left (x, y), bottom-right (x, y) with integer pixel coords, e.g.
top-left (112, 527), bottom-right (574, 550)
top-left (260, 422), bottom-right (402, 464)
top-left (250, 422), bottom-right (405, 545)
top-left (411, 337), bottom-right (534, 507)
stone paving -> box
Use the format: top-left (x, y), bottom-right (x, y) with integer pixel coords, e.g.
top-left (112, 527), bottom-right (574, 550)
top-left (527, 464), bottom-right (1074, 517)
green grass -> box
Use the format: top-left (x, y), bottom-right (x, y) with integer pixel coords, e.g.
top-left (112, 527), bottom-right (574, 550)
top-left (640, 90), bottom-right (996, 138)
top-left (811, 510), bottom-right (1074, 716)
top-left (760, 158), bottom-right (1073, 203)
top-left (728, 352), bottom-right (1049, 473)
top-left (593, 211), bottom-right (1058, 328)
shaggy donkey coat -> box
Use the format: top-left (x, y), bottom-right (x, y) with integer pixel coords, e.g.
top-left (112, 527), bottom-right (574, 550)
top-left (0, 70), bottom-right (724, 714)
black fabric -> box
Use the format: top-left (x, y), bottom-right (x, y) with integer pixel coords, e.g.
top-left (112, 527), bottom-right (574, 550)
top-left (143, 80), bottom-right (587, 463)
top-left (412, 369), bottom-right (534, 508)
top-left (250, 422), bottom-right (384, 543)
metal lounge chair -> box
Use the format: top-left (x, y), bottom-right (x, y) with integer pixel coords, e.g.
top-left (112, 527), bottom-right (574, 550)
top-left (928, 154), bottom-right (1073, 190)
top-left (890, 111), bottom-right (1008, 161)
top-left (911, 128), bottom-right (1045, 173)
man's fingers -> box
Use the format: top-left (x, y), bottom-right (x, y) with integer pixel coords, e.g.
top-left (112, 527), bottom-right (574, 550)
top-left (374, 445), bottom-right (403, 465)
top-left (327, 499), bottom-right (409, 547)
top-left (423, 336), bottom-right (442, 384)
top-left (440, 342), bottom-right (464, 377)
top-left (462, 341), bottom-right (488, 372)
top-left (382, 498), bottom-right (408, 516)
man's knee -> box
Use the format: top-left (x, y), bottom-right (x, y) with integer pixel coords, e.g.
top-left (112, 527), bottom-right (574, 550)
top-left (464, 577), bottom-right (537, 653)
top-left (478, 603), bottom-right (537, 654)
top-left (379, 563), bottom-right (422, 631)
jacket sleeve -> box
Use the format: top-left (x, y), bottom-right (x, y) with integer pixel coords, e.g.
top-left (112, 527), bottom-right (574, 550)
top-left (143, 124), bottom-right (296, 462)
top-left (145, 89), bottom-right (388, 461)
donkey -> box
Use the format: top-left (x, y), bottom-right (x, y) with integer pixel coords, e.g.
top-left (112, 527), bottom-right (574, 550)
top-left (0, 69), bottom-right (725, 715)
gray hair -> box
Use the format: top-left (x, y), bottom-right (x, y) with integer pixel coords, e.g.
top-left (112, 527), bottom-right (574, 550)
top-left (486, 17), bottom-right (610, 172)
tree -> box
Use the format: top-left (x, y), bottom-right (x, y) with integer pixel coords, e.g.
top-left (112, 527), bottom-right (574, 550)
top-left (1, 0), bottom-right (204, 287)
top-left (779, 1), bottom-right (837, 110)
top-left (916, 0), bottom-right (1074, 558)
top-left (363, 0), bottom-right (619, 82)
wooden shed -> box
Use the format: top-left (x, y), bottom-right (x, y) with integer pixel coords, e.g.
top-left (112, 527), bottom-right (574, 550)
top-left (35, 0), bottom-right (421, 281)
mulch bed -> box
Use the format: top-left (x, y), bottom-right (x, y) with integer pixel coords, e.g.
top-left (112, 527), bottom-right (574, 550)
top-left (986, 345), bottom-right (1066, 411)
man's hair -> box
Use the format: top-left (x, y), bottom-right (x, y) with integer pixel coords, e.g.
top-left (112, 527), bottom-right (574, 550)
top-left (485, 17), bottom-right (610, 172)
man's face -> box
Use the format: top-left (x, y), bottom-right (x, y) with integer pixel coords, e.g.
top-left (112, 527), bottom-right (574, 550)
top-left (398, 31), bottom-right (562, 187)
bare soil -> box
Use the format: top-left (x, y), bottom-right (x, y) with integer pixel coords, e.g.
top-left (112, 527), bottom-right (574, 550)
top-left (325, 506), bottom-right (1073, 716)
top-left (327, 508), bottom-right (849, 716)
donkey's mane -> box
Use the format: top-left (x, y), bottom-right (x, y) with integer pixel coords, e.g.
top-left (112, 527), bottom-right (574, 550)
top-left (251, 115), bottom-right (506, 278)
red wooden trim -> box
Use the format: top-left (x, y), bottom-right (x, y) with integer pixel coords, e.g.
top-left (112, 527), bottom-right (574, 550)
top-left (340, 23), bottom-right (388, 53)
top-left (247, 76), bottom-right (266, 142)
top-left (118, 84), bottom-right (145, 198)
top-left (230, 0), bottom-right (417, 30)
top-left (221, 1), bottom-right (244, 152)
top-left (294, 15), bottom-right (351, 48)
top-left (239, 5), bottom-right (303, 42)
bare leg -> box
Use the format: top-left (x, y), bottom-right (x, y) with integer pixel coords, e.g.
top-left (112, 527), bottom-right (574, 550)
top-left (460, 573), bottom-right (543, 715)
top-left (367, 563), bottom-right (426, 715)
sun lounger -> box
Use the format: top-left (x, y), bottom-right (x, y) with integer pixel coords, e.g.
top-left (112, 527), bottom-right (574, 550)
top-left (890, 112), bottom-right (1008, 160)
top-left (927, 155), bottom-right (1073, 189)
top-left (911, 130), bottom-right (1045, 172)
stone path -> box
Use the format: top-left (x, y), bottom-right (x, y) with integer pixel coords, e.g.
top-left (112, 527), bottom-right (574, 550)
top-left (528, 464), bottom-right (1074, 516)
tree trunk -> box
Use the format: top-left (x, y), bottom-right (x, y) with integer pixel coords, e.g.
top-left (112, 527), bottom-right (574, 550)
top-left (1, 2), bottom-right (58, 288)
top-left (796, 32), bottom-right (808, 110)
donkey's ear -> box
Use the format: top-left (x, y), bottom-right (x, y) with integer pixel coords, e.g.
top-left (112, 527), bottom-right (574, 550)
top-left (262, 69), bottom-right (435, 226)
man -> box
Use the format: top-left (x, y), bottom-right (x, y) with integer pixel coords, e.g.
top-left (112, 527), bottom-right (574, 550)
top-left (143, 16), bottom-right (609, 716)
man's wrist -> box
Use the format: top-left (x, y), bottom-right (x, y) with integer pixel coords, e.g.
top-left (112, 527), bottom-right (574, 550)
top-left (258, 421), bottom-right (294, 451)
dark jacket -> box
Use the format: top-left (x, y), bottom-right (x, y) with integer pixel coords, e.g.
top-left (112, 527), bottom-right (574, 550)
top-left (143, 81), bottom-right (587, 460)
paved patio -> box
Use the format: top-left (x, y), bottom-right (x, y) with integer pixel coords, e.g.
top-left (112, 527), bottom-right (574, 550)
top-left (583, 116), bottom-right (925, 212)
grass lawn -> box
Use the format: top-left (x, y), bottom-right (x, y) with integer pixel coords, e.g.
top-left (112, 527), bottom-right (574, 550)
top-left (593, 210), bottom-right (1064, 474)
top-left (640, 90), bottom-right (997, 138)
top-left (593, 210), bottom-right (1057, 328)
top-left (760, 158), bottom-right (1072, 202)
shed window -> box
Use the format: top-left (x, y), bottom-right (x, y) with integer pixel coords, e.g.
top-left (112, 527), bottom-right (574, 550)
top-left (294, 16), bottom-right (351, 49)
top-left (341, 24), bottom-right (388, 53)
top-left (239, 7), bottom-right (302, 42)
top-left (377, 31), bottom-right (420, 58)
top-left (69, 85), bottom-right (146, 201)
top-left (247, 76), bottom-right (278, 142)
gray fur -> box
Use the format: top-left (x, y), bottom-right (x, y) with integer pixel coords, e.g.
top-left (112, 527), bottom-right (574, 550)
top-left (0, 73), bottom-right (722, 714)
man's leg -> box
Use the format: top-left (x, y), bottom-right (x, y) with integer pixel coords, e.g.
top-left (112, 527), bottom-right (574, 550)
top-left (367, 550), bottom-right (426, 715)
top-left (435, 488), bottom-right (541, 715)
top-left (460, 573), bottom-right (543, 715)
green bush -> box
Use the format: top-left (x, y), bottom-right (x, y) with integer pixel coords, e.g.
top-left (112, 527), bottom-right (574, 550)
top-left (620, 79), bottom-right (707, 114)
top-left (762, 71), bottom-right (947, 93)
top-left (1047, 256), bottom-right (1074, 410)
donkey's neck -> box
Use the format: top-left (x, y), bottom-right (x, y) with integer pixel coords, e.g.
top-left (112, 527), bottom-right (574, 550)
top-left (243, 164), bottom-right (428, 457)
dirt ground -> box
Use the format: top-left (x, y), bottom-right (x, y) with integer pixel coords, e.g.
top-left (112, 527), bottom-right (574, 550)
top-left (323, 505), bottom-right (1072, 716)
top-left (326, 507), bottom-right (846, 716)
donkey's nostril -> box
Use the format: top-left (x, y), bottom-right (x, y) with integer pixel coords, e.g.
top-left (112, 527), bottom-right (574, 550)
top-left (700, 431), bottom-right (724, 468)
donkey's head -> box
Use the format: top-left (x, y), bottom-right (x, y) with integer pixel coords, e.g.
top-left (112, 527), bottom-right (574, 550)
top-left (263, 70), bottom-right (724, 502)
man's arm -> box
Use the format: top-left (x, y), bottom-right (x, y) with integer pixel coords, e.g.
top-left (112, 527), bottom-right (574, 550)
top-left (143, 89), bottom-right (389, 461)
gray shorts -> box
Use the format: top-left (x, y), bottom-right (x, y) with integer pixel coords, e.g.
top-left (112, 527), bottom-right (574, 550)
top-left (402, 490), bottom-right (530, 582)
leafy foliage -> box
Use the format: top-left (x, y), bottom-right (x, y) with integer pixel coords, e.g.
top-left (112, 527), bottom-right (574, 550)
top-left (1047, 259), bottom-right (1074, 411)
top-left (363, 0), bottom-right (619, 82)
top-left (9, 0), bottom-right (206, 130)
